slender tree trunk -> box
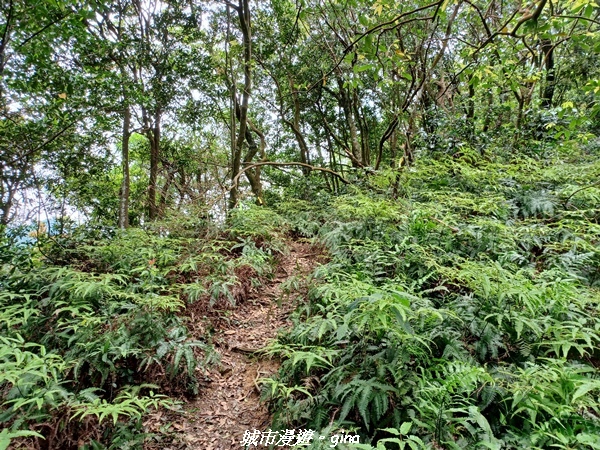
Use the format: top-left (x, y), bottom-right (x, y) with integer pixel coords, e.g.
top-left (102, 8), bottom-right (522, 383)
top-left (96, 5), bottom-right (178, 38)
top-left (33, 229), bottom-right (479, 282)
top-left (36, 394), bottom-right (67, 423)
top-left (376, 116), bottom-right (398, 170)
top-left (318, 100), bottom-right (362, 167)
top-left (541, 39), bottom-right (555, 108)
top-left (158, 165), bottom-right (175, 216)
top-left (482, 90), bottom-right (493, 133)
top-left (467, 74), bottom-right (475, 138)
top-left (352, 91), bottom-right (369, 165)
top-left (324, 126), bottom-right (339, 193)
top-left (390, 128), bottom-right (398, 167)
top-left (288, 76), bottom-right (310, 175)
top-left (226, 5), bottom-right (238, 210)
top-left (229, 0), bottom-right (252, 210)
top-left (338, 79), bottom-right (362, 166)
top-left (148, 110), bottom-right (161, 220)
top-left (243, 120), bottom-right (265, 203)
top-left (0, 182), bottom-right (15, 226)
top-left (516, 94), bottom-right (524, 130)
top-left (118, 105), bottom-right (131, 229)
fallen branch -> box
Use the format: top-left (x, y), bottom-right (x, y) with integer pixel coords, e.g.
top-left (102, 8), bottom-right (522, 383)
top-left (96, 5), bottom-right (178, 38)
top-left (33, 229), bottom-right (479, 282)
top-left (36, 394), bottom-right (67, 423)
top-left (231, 161), bottom-right (350, 190)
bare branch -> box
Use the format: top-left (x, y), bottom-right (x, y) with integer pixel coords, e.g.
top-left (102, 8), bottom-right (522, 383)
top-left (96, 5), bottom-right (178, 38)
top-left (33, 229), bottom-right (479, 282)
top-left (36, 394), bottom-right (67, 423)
top-left (232, 162), bottom-right (349, 189)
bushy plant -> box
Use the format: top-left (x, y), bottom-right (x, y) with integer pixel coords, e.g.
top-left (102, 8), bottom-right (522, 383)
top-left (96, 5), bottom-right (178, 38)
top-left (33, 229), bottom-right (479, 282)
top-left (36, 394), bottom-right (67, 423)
top-left (0, 228), bottom-right (215, 448)
top-left (262, 148), bottom-right (600, 448)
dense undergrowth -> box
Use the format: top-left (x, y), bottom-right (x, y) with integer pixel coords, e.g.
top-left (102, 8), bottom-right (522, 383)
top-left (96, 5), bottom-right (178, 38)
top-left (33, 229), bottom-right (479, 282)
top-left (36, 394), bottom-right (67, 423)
top-left (2, 142), bottom-right (600, 449)
top-left (0, 208), bottom-right (288, 449)
top-left (262, 145), bottom-right (600, 449)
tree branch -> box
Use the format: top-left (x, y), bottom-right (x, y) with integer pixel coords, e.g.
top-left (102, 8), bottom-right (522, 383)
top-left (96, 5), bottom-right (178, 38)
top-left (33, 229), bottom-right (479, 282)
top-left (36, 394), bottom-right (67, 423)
top-left (511, 0), bottom-right (548, 36)
top-left (232, 162), bottom-right (349, 189)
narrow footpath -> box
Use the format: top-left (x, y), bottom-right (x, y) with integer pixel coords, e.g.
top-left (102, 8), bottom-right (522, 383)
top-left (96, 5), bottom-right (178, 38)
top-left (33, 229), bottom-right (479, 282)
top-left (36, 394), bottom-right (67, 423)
top-left (150, 240), bottom-right (324, 450)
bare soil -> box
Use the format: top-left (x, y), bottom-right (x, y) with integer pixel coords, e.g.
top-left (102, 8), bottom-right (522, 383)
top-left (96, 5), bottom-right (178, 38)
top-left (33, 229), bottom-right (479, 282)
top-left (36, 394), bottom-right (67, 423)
top-left (145, 240), bottom-right (324, 450)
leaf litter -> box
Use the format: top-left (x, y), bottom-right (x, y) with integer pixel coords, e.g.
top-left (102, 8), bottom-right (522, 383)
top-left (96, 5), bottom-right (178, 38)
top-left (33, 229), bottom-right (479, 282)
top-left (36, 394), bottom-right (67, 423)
top-left (144, 240), bottom-right (325, 450)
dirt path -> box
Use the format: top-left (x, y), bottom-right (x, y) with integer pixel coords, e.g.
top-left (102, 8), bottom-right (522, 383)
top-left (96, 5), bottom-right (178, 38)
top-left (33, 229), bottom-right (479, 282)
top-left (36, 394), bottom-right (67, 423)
top-left (156, 240), bottom-right (323, 450)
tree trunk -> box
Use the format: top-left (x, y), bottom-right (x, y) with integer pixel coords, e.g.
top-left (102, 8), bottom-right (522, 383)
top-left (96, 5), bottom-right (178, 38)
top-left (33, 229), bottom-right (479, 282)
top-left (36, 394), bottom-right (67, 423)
top-left (376, 116), bottom-right (398, 170)
top-left (288, 76), bottom-right (310, 175)
top-left (338, 79), bottom-right (362, 166)
top-left (516, 94), bottom-right (524, 130)
top-left (354, 91), bottom-right (369, 165)
top-left (229, 0), bottom-right (252, 210)
top-left (243, 120), bottom-right (265, 204)
top-left (0, 181), bottom-right (16, 226)
top-left (158, 165), bottom-right (175, 216)
top-left (540, 39), bottom-right (555, 109)
top-left (467, 74), bottom-right (475, 138)
top-left (148, 110), bottom-right (160, 220)
top-left (482, 90), bottom-right (493, 133)
top-left (118, 106), bottom-right (131, 229)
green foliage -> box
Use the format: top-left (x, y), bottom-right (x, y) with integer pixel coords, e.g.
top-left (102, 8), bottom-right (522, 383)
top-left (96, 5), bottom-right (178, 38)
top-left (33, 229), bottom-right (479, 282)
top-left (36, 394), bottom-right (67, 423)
top-left (228, 204), bottom-right (290, 254)
top-left (0, 225), bottom-right (248, 447)
top-left (0, 206), bottom-right (288, 447)
top-left (3, 0), bottom-right (600, 447)
top-left (263, 149), bottom-right (600, 448)
top-left (0, 429), bottom-right (44, 450)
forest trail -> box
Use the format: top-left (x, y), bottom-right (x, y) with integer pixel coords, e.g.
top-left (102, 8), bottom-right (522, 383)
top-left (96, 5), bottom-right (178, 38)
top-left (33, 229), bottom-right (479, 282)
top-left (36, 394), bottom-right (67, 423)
top-left (153, 240), bottom-right (324, 450)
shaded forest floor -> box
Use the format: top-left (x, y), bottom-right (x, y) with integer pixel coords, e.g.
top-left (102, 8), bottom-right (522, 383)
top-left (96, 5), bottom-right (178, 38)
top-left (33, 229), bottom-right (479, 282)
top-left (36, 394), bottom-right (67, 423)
top-left (5, 151), bottom-right (600, 450)
top-left (144, 240), bottom-right (325, 450)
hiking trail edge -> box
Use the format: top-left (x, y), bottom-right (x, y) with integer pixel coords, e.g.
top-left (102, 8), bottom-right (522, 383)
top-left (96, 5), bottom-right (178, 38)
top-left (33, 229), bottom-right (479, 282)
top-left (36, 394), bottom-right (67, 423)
top-left (146, 240), bottom-right (324, 450)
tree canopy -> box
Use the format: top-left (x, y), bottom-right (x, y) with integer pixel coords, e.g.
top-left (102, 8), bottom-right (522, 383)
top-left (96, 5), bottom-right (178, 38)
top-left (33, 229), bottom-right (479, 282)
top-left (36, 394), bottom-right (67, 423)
top-left (1, 0), bottom-right (598, 224)
top-left (2, 0), bottom-right (600, 448)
